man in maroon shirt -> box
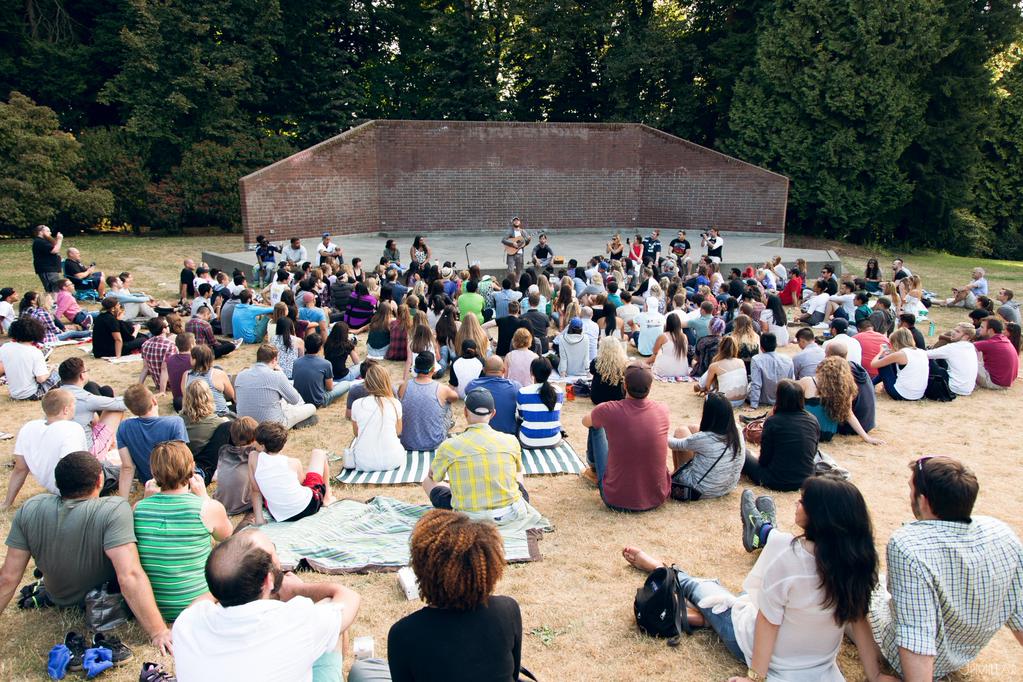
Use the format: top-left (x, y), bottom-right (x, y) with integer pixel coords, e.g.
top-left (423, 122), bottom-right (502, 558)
top-left (582, 364), bottom-right (670, 512)
top-left (974, 317), bottom-right (1018, 389)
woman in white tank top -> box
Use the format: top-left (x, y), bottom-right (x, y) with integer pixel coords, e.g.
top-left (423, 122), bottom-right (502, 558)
top-left (869, 328), bottom-right (927, 400)
top-left (648, 315), bottom-right (691, 379)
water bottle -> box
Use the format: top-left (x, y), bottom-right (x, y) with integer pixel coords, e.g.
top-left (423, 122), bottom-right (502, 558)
top-left (928, 321), bottom-right (936, 337)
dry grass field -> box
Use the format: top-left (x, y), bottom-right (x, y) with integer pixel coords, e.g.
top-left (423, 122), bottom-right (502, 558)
top-left (0, 232), bottom-right (1020, 681)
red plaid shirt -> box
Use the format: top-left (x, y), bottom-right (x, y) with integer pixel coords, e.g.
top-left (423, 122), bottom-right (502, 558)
top-left (140, 334), bottom-right (176, 384)
top-left (185, 317), bottom-right (216, 347)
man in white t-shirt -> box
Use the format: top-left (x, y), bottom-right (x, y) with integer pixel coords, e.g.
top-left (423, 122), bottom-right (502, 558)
top-left (926, 323), bottom-right (978, 396)
top-left (173, 529), bottom-right (361, 682)
top-left (2, 389), bottom-right (87, 508)
top-left (631, 298), bottom-right (666, 357)
top-left (0, 318), bottom-right (60, 399)
top-left (317, 233), bottom-right (343, 265)
top-left (822, 319), bottom-right (862, 366)
top-left (282, 237), bottom-right (309, 264)
top-left (617, 291), bottom-right (642, 334)
top-left (797, 280), bottom-right (831, 328)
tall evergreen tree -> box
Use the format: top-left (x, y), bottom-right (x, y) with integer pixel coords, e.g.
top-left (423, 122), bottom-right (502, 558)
top-left (973, 48), bottom-right (1023, 258)
top-left (895, 0), bottom-right (1023, 245)
top-left (724, 0), bottom-right (943, 242)
top-left (100, 0), bottom-right (282, 173)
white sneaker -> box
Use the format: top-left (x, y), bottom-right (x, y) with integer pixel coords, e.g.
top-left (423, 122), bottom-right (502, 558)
top-left (811, 322), bottom-right (829, 330)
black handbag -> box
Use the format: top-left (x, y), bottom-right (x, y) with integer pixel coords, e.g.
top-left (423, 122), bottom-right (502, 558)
top-left (670, 445), bottom-right (727, 502)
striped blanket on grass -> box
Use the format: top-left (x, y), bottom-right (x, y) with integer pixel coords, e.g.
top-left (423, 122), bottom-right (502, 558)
top-left (335, 441), bottom-right (584, 485)
top-left (254, 496), bottom-right (552, 573)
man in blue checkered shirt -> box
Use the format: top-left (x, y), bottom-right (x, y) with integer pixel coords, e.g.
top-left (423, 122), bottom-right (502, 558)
top-left (851, 456), bottom-right (1023, 681)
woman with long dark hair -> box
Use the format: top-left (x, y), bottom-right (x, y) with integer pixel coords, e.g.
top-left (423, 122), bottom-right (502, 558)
top-left (863, 257), bottom-right (882, 292)
top-left (410, 235), bottom-right (431, 267)
top-left (323, 320), bottom-right (361, 381)
top-left (622, 475), bottom-right (878, 681)
top-left (270, 316), bottom-right (302, 379)
top-left (667, 392), bottom-right (744, 498)
top-left (434, 304), bottom-right (460, 374)
top-left (648, 313), bottom-right (690, 379)
top-left (515, 356), bottom-right (563, 449)
top-left (760, 294), bottom-right (789, 346)
top-left (598, 300), bottom-right (622, 339)
top-left (448, 339), bottom-right (483, 399)
top-left (743, 379), bottom-right (819, 491)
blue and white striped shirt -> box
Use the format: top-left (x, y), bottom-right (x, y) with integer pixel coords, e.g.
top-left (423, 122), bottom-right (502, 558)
top-left (515, 383), bottom-right (564, 449)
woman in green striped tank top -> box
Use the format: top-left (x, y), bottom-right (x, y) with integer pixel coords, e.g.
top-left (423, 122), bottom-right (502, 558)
top-left (134, 441), bottom-right (233, 621)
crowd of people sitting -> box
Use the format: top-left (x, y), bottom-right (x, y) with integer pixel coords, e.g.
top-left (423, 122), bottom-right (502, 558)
top-left (0, 224), bottom-right (1020, 681)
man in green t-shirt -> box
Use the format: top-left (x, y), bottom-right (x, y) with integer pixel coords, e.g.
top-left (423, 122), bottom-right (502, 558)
top-left (0, 452), bottom-right (172, 653)
top-left (457, 279), bottom-right (486, 324)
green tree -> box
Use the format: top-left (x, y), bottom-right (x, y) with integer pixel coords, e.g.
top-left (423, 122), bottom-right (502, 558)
top-left (0, 0), bottom-right (128, 132)
top-left (724, 0), bottom-right (942, 242)
top-left (0, 91), bottom-right (113, 230)
top-left (172, 134), bottom-right (294, 230)
top-left (384, 0), bottom-right (503, 120)
top-left (687, 0), bottom-right (773, 146)
top-left (973, 48), bottom-right (1023, 258)
top-left (895, 0), bottom-right (1023, 245)
top-left (77, 126), bottom-right (150, 228)
top-left (505, 0), bottom-right (614, 121)
top-left (268, 0), bottom-right (391, 146)
top-left (100, 0), bottom-right (282, 173)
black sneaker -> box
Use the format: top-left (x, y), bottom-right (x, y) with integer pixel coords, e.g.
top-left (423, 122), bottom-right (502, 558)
top-left (294, 414), bottom-right (319, 429)
top-left (740, 489), bottom-right (766, 553)
top-left (755, 495), bottom-right (778, 530)
top-left (93, 632), bottom-right (133, 665)
top-left (64, 631), bottom-right (87, 671)
top-left (139, 661), bottom-right (177, 682)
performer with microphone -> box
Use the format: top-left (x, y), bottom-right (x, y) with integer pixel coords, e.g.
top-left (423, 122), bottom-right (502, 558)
top-left (501, 216), bottom-right (531, 284)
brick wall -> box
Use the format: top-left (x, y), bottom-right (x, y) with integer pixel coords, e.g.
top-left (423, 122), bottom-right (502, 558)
top-left (240, 121), bottom-right (788, 247)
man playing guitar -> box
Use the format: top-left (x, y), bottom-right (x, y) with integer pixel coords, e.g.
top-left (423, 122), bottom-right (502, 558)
top-left (502, 216), bottom-right (531, 283)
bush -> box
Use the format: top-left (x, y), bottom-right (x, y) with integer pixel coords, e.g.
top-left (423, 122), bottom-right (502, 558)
top-left (77, 127), bottom-right (151, 228)
top-left (946, 209), bottom-right (994, 257)
top-left (172, 134), bottom-right (294, 230)
top-left (0, 91), bottom-right (113, 231)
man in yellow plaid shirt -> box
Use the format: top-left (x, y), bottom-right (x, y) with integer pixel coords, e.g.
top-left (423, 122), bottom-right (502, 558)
top-left (422, 388), bottom-right (530, 519)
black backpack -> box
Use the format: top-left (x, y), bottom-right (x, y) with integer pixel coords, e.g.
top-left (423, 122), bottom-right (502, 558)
top-left (924, 359), bottom-right (956, 402)
top-left (634, 565), bottom-right (692, 645)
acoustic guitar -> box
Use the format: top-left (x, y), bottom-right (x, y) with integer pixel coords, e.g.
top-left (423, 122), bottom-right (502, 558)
top-left (503, 236), bottom-right (528, 255)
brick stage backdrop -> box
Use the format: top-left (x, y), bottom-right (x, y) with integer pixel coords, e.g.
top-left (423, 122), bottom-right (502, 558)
top-left (239, 120), bottom-right (789, 248)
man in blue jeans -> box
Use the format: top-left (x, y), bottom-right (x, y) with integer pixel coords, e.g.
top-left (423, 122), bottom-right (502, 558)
top-left (581, 364), bottom-right (670, 512)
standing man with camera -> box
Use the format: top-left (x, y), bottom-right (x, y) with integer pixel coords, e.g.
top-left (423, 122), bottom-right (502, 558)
top-left (502, 217), bottom-right (531, 285)
top-left (31, 225), bottom-right (64, 292)
top-left (702, 227), bottom-right (724, 264)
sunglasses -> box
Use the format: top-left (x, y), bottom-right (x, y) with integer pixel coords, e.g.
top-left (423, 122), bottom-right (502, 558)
top-left (913, 456), bottom-right (934, 496)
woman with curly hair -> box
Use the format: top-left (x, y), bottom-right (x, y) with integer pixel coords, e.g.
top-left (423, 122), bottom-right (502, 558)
top-left (348, 510), bottom-right (523, 682)
top-left (799, 356), bottom-right (882, 445)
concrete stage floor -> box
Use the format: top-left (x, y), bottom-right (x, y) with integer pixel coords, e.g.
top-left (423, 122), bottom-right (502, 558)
top-left (204, 230), bottom-right (840, 279)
